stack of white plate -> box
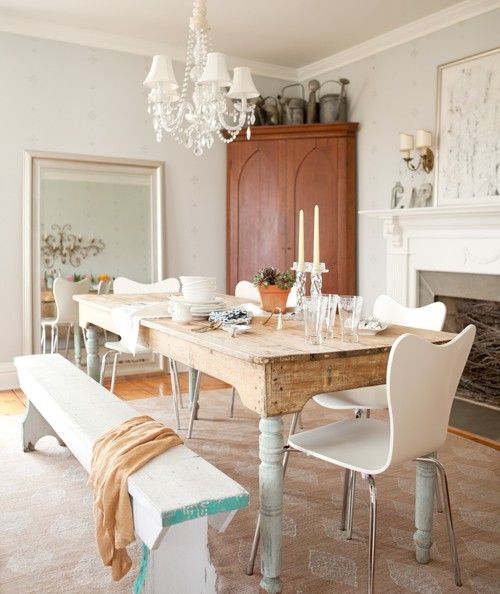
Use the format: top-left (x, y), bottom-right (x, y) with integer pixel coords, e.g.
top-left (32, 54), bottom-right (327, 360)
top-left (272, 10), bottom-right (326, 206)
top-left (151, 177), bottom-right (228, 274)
top-left (170, 295), bottom-right (225, 319)
top-left (180, 276), bottom-right (217, 303)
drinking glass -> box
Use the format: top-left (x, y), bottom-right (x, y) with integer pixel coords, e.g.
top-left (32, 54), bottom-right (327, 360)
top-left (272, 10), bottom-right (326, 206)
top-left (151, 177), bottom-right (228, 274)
top-left (321, 294), bottom-right (339, 340)
top-left (338, 295), bottom-right (363, 343)
top-left (303, 296), bottom-right (328, 345)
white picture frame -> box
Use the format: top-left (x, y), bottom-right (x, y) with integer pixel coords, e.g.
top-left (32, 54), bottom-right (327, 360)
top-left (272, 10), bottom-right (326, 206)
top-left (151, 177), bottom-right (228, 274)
top-left (435, 47), bottom-right (500, 206)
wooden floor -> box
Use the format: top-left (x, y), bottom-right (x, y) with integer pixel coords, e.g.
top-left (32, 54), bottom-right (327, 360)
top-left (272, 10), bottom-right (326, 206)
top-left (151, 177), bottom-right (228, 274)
top-left (0, 372), bottom-right (228, 415)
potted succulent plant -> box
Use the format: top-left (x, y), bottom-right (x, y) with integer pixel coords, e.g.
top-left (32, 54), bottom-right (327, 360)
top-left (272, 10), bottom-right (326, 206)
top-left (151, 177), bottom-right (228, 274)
top-left (253, 266), bottom-right (295, 312)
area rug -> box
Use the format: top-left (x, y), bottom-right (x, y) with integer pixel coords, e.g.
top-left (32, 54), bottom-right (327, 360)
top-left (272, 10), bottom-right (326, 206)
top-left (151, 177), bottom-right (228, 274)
top-left (1, 390), bottom-right (499, 593)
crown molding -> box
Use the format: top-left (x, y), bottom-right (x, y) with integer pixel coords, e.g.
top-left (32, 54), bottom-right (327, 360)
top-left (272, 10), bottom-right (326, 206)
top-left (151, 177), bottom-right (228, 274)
top-left (0, 13), bottom-right (297, 81)
top-left (0, 0), bottom-right (498, 82)
top-left (297, 0), bottom-right (500, 80)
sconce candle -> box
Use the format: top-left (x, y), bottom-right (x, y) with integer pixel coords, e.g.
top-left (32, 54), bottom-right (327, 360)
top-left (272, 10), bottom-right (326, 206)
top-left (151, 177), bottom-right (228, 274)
top-left (399, 133), bottom-right (414, 152)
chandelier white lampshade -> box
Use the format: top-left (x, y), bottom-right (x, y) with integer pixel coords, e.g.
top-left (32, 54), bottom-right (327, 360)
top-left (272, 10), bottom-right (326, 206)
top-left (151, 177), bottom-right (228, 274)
top-left (199, 52), bottom-right (232, 87)
top-left (143, 0), bottom-right (259, 156)
top-left (143, 55), bottom-right (178, 90)
top-left (227, 67), bottom-right (259, 99)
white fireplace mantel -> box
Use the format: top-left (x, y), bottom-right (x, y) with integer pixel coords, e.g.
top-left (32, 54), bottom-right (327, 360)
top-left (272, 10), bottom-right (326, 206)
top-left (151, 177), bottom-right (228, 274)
top-left (360, 205), bottom-right (500, 306)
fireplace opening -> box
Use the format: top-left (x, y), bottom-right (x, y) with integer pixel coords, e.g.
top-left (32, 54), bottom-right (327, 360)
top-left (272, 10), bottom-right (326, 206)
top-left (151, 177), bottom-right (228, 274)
top-left (437, 296), bottom-right (500, 409)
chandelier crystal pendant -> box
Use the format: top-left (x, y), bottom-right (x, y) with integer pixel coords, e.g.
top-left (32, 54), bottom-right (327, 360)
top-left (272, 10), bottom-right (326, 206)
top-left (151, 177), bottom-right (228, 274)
top-left (143, 0), bottom-right (259, 156)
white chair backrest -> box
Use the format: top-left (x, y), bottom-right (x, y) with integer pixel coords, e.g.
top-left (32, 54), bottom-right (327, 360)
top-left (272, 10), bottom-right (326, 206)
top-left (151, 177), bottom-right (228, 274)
top-left (53, 277), bottom-right (91, 324)
top-left (234, 280), bottom-right (259, 301)
top-left (112, 277), bottom-right (180, 295)
top-left (373, 294), bottom-right (446, 331)
top-left (97, 280), bottom-right (112, 295)
top-left (286, 285), bottom-right (297, 308)
top-left (384, 324), bottom-right (475, 470)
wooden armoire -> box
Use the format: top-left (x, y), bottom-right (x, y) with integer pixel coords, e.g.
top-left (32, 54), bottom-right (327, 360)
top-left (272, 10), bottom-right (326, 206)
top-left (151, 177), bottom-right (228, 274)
top-left (226, 123), bottom-right (358, 294)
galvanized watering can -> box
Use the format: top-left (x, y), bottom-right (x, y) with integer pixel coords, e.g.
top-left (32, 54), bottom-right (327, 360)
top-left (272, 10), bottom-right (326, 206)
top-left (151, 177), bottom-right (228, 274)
top-left (319, 78), bottom-right (349, 123)
top-left (279, 83), bottom-right (306, 125)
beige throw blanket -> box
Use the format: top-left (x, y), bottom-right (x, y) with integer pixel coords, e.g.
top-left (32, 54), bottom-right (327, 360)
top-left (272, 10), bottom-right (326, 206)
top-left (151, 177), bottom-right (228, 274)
top-left (89, 415), bottom-right (183, 581)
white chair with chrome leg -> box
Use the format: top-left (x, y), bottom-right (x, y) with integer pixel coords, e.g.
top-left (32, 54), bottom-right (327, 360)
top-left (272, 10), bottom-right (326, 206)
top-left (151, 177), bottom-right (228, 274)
top-left (40, 277), bottom-right (91, 355)
top-left (254, 325), bottom-right (476, 592)
top-left (99, 276), bottom-right (182, 426)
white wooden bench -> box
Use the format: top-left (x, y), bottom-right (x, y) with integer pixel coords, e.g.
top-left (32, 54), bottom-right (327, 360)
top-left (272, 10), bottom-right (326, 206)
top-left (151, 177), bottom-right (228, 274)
top-left (14, 354), bottom-right (249, 594)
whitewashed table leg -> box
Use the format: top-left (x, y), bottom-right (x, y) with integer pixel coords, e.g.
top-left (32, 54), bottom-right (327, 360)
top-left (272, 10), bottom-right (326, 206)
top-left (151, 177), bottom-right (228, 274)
top-left (259, 416), bottom-right (284, 594)
top-left (74, 325), bottom-right (81, 369)
top-left (188, 367), bottom-right (199, 419)
top-left (414, 453), bottom-right (436, 563)
top-left (86, 325), bottom-right (100, 382)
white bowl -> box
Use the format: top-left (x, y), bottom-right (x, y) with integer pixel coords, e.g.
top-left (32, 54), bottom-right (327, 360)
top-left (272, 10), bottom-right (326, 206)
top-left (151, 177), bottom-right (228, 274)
top-left (180, 276), bottom-right (216, 287)
top-left (182, 291), bottom-right (217, 303)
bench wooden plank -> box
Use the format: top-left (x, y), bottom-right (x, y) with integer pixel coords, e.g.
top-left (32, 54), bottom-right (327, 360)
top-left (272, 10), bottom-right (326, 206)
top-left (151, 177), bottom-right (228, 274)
top-left (15, 354), bottom-right (249, 530)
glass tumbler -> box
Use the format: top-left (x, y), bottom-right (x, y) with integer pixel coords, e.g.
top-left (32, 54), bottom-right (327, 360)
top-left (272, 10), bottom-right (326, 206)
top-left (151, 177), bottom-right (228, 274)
top-left (303, 296), bottom-right (328, 345)
top-left (321, 294), bottom-right (339, 340)
top-left (338, 295), bottom-right (364, 343)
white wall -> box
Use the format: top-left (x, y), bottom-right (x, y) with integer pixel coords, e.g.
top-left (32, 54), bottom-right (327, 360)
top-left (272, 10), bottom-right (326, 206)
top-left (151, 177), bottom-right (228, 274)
top-left (0, 31), bottom-right (291, 382)
top-left (300, 9), bottom-right (500, 311)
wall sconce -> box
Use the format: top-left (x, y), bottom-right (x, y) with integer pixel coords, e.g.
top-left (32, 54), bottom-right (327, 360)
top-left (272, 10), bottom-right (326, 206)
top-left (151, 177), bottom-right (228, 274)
top-left (399, 129), bottom-right (434, 173)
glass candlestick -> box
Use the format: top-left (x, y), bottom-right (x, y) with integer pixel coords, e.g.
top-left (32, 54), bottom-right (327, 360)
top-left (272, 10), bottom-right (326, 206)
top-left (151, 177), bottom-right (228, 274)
top-left (291, 263), bottom-right (307, 319)
top-left (306, 262), bottom-right (328, 298)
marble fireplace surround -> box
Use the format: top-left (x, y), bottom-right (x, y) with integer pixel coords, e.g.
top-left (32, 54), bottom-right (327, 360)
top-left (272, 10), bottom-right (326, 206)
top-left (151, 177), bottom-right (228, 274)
top-left (361, 204), bottom-right (500, 306)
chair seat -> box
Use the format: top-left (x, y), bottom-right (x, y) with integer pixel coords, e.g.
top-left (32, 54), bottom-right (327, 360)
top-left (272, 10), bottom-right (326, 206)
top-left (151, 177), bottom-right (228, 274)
top-left (288, 418), bottom-right (390, 475)
top-left (313, 385), bottom-right (388, 410)
top-left (104, 340), bottom-right (151, 355)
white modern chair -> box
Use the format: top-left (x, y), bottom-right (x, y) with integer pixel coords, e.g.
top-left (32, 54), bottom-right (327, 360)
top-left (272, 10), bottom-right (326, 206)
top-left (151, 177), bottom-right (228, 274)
top-left (40, 277), bottom-right (91, 355)
top-left (99, 277), bottom-right (182, 424)
top-left (251, 326), bottom-right (476, 592)
top-left (293, 325), bottom-right (475, 592)
top-left (186, 280), bottom-right (260, 438)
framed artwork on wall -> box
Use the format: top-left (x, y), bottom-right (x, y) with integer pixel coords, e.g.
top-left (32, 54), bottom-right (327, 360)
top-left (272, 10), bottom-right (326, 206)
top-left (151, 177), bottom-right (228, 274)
top-left (435, 47), bottom-right (500, 206)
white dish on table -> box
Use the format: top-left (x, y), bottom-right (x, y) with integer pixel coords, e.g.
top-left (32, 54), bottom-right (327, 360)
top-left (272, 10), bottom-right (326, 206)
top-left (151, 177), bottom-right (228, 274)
top-left (358, 318), bottom-right (388, 336)
top-left (222, 324), bottom-right (252, 336)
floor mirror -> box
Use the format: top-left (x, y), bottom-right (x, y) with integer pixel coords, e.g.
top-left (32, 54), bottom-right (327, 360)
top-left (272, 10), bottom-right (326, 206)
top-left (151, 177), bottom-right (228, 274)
top-left (23, 150), bottom-right (165, 376)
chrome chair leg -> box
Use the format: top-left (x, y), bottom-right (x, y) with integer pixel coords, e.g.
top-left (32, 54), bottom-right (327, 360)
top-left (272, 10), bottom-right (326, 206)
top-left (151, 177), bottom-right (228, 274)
top-left (169, 359), bottom-right (181, 431)
top-left (367, 475), bottom-right (377, 594)
top-left (187, 370), bottom-right (201, 438)
top-left (298, 411), bottom-right (304, 429)
top-left (81, 327), bottom-right (88, 352)
top-left (110, 352), bottom-right (119, 394)
top-left (41, 325), bottom-right (46, 353)
top-left (416, 457), bottom-right (462, 587)
top-left (50, 325), bottom-right (55, 354)
top-left (435, 473), bottom-right (444, 513)
top-left (346, 469), bottom-right (357, 540)
top-left (99, 350), bottom-right (112, 384)
top-left (229, 387), bottom-right (236, 418)
top-left (246, 412), bottom-right (300, 575)
top-left (65, 324), bottom-right (71, 357)
top-left (340, 467), bottom-right (350, 531)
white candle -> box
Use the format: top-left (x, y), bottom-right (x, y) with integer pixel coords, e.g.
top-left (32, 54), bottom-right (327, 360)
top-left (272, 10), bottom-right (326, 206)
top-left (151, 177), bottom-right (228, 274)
top-left (399, 133), bottom-right (414, 152)
top-left (298, 209), bottom-right (304, 271)
top-left (313, 205), bottom-right (320, 272)
top-left (415, 129), bottom-right (432, 150)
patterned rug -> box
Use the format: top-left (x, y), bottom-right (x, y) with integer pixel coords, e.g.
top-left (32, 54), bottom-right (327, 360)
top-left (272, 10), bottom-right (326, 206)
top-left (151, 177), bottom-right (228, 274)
top-left (1, 389), bottom-right (499, 593)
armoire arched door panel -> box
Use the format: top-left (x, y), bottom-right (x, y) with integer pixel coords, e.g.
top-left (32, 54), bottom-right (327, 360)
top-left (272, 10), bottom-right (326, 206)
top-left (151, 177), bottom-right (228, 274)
top-left (227, 124), bottom-right (357, 296)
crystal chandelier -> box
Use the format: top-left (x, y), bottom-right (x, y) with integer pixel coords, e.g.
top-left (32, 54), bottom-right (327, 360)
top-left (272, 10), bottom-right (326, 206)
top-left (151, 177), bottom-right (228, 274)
top-left (143, 0), bottom-right (259, 156)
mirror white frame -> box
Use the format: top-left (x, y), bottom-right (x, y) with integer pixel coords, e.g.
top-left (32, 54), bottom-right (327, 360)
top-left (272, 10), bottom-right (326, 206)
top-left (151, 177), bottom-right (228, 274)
top-left (23, 150), bottom-right (165, 359)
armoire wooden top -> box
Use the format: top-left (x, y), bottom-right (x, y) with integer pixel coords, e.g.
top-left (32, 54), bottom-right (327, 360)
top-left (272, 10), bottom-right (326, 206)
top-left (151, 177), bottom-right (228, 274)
top-left (232, 122), bottom-right (359, 142)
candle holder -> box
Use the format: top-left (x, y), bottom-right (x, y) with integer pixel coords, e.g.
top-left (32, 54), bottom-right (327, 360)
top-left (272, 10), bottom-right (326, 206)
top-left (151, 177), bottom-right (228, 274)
top-left (309, 262), bottom-right (328, 297)
top-left (291, 262), bottom-right (307, 319)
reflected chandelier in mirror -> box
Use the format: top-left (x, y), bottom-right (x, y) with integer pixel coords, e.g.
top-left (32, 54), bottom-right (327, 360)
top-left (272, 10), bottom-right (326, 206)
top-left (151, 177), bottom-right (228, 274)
top-left (41, 223), bottom-right (105, 268)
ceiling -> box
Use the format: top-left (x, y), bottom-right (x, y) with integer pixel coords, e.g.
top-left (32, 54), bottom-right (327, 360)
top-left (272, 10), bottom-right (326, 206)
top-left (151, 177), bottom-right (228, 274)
top-left (0, 0), bottom-right (491, 77)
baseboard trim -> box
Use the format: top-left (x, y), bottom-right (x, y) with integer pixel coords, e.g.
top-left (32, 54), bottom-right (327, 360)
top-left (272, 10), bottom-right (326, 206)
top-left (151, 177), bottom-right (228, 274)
top-left (448, 425), bottom-right (500, 451)
top-left (0, 363), bottom-right (19, 390)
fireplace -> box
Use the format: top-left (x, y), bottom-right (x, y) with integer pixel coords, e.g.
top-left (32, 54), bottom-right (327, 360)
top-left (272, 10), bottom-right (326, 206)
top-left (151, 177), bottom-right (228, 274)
top-left (419, 271), bottom-right (500, 409)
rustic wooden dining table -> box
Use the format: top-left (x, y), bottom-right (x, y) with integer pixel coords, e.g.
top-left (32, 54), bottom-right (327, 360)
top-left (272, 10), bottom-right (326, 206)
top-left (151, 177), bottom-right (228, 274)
top-left (74, 292), bottom-right (455, 593)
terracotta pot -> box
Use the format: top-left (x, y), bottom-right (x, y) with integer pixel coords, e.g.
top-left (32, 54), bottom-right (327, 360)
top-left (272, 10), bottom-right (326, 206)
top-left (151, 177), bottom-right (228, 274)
top-left (257, 285), bottom-right (290, 313)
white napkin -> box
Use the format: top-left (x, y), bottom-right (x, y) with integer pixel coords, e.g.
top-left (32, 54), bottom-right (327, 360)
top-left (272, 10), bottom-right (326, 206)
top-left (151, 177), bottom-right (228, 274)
top-left (241, 302), bottom-right (267, 317)
top-left (111, 301), bottom-right (171, 355)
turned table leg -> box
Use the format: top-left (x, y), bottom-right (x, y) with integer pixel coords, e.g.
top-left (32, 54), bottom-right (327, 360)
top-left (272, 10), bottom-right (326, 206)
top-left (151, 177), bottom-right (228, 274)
top-left (74, 325), bottom-right (81, 369)
top-left (259, 416), bottom-right (284, 594)
top-left (188, 367), bottom-right (199, 419)
top-left (86, 325), bottom-right (100, 382)
top-left (414, 453), bottom-right (436, 563)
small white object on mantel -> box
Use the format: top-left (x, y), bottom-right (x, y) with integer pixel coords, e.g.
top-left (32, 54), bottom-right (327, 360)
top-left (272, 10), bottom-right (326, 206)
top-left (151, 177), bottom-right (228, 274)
top-left (360, 204), bottom-right (500, 307)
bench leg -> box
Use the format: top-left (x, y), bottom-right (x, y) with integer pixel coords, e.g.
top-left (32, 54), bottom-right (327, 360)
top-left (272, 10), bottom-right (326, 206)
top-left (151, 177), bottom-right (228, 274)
top-left (22, 400), bottom-right (65, 452)
top-left (141, 516), bottom-right (217, 594)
